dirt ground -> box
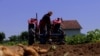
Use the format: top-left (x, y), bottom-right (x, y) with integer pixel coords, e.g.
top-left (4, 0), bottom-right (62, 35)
top-left (32, 42), bottom-right (100, 56)
top-left (3, 42), bottom-right (100, 56)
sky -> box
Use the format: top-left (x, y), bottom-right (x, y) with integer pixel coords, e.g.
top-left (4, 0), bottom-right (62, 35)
top-left (0, 0), bottom-right (100, 38)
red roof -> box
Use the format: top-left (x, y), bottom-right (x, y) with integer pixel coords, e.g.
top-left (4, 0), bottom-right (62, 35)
top-left (61, 20), bottom-right (82, 30)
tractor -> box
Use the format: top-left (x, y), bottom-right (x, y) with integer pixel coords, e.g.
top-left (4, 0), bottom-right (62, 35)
top-left (28, 17), bottom-right (65, 45)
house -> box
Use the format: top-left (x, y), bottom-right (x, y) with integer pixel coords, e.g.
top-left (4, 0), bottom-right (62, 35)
top-left (61, 20), bottom-right (82, 36)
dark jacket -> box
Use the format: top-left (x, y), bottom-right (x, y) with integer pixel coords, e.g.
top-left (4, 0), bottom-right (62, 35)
top-left (42, 14), bottom-right (51, 25)
top-left (39, 14), bottom-right (51, 33)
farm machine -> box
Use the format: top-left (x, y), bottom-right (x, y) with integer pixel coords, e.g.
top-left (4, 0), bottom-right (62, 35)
top-left (28, 15), bottom-right (65, 45)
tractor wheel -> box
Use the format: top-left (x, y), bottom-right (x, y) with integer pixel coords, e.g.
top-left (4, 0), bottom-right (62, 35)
top-left (28, 29), bottom-right (35, 45)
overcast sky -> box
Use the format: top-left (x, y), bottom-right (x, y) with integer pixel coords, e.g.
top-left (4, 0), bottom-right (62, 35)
top-left (0, 0), bottom-right (100, 38)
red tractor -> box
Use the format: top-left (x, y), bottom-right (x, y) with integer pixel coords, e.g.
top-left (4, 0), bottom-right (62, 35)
top-left (28, 17), bottom-right (65, 45)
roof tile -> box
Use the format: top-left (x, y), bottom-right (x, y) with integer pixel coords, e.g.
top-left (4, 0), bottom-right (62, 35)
top-left (61, 20), bottom-right (82, 29)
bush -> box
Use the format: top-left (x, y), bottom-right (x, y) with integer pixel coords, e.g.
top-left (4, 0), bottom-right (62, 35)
top-left (65, 29), bottom-right (100, 45)
top-left (0, 41), bottom-right (28, 46)
top-left (87, 29), bottom-right (100, 43)
top-left (65, 34), bottom-right (88, 45)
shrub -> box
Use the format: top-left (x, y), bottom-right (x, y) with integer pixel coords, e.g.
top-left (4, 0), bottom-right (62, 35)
top-left (65, 29), bottom-right (100, 45)
top-left (87, 29), bottom-right (100, 43)
top-left (0, 41), bottom-right (28, 46)
top-left (65, 34), bottom-right (87, 45)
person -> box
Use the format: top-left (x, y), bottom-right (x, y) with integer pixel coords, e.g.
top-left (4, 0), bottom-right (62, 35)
top-left (39, 11), bottom-right (53, 44)
top-left (41, 11), bottom-right (52, 34)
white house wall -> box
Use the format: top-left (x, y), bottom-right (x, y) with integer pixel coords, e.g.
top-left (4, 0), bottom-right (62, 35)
top-left (63, 29), bottom-right (81, 36)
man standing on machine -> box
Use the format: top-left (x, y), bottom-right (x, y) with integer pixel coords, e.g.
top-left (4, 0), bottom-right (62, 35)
top-left (39, 11), bottom-right (53, 44)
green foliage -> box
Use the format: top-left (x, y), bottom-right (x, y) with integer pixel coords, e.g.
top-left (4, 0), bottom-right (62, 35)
top-left (1, 29), bottom-right (100, 45)
top-left (0, 31), bottom-right (28, 46)
top-left (8, 31), bottom-right (28, 42)
top-left (0, 41), bottom-right (28, 46)
top-left (87, 29), bottom-right (100, 43)
top-left (65, 29), bottom-right (100, 45)
top-left (19, 31), bottom-right (28, 41)
top-left (9, 35), bottom-right (19, 41)
top-left (65, 34), bottom-right (87, 45)
top-left (0, 32), bottom-right (5, 41)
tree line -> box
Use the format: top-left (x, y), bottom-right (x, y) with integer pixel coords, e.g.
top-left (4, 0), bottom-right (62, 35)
top-left (0, 31), bottom-right (28, 42)
top-left (0, 29), bottom-right (100, 45)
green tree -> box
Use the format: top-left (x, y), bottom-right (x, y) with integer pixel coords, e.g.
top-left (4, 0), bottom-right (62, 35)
top-left (9, 35), bottom-right (19, 41)
top-left (20, 31), bottom-right (28, 41)
top-left (87, 29), bottom-right (100, 42)
top-left (0, 32), bottom-right (5, 41)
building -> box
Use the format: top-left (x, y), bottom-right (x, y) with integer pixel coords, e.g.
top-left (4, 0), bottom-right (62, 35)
top-left (61, 20), bottom-right (82, 36)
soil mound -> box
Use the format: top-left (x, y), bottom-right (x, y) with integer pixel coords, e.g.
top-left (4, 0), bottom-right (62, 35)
top-left (32, 42), bottom-right (100, 56)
